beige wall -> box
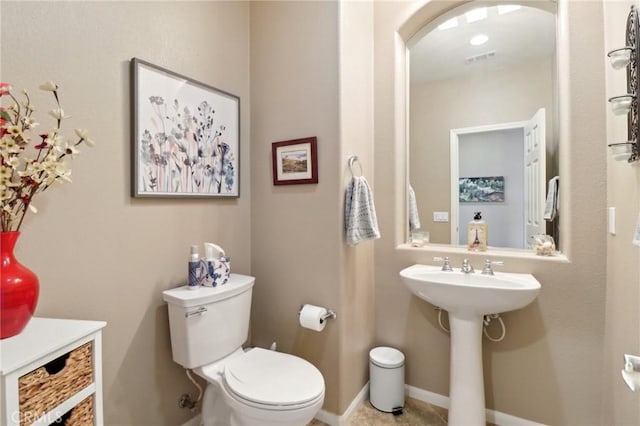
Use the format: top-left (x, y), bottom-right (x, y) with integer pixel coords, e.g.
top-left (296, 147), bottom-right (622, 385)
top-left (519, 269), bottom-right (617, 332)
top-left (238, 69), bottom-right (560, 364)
top-left (410, 59), bottom-right (554, 244)
top-left (249, 1), bottom-right (375, 415)
top-left (3, 0), bottom-right (632, 424)
top-left (603, 1), bottom-right (640, 424)
top-left (249, 1), bottom-right (341, 413)
top-left (374, 1), bottom-right (607, 424)
top-left (337, 0), bottom-right (376, 412)
top-left (1, 2), bottom-right (250, 425)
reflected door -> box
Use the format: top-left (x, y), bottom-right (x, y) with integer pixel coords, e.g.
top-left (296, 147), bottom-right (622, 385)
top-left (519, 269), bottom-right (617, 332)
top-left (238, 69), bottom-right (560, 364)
top-left (524, 108), bottom-right (547, 246)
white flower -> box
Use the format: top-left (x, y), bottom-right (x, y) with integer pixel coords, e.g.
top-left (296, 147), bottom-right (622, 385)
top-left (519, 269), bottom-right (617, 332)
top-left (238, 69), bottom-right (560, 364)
top-left (0, 165), bottom-right (12, 180)
top-left (0, 185), bottom-right (13, 202)
top-left (74, 128), bottom-right (95, 147)
top-left (0, 136), bottom-right (21, 155)
top-left (1, 81), bottom-right (93, 231)
top-left (21, 117), bottom-right (38, 129)
top-left (39, 81), bottom-right (58, 92)
top-left (65, 144), bottom-right (80, 158)
top-left (49, 108), bottom-right (67, 120)
top-left (6, 157), bottom-right (19, 169)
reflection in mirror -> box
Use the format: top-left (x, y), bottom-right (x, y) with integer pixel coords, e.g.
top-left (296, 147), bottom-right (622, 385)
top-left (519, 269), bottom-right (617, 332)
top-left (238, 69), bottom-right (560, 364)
top-left (408, 3), bottom-right (559, 251)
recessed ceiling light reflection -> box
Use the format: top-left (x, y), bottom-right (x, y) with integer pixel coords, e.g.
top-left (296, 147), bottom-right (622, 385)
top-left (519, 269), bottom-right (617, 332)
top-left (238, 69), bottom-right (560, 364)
top-left (465, 8), bottom-right (487, 23)
top-left (470, 34), bottom-right (489, 46)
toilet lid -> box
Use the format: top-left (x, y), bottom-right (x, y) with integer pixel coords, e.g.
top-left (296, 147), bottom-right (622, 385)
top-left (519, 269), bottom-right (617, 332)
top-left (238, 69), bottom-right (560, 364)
top-left (223, 348), bottom-right (324, 407)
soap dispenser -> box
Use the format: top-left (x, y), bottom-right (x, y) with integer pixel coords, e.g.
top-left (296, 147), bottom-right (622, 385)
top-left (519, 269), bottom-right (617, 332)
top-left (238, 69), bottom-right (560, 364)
top-left (467, 212), bottom-right (488, 251)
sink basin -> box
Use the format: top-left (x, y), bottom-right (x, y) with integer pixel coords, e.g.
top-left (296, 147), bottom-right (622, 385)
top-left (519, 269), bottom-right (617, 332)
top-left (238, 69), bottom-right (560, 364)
top-left (399, 263), bottom-right (541, 426)
top-left (400, 264), bottom-right (541, 315)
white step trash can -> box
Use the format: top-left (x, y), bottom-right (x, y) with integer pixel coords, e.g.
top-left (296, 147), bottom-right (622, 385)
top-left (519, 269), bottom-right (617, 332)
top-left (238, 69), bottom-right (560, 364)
top-left (369, 346), bottom-right (405, 413)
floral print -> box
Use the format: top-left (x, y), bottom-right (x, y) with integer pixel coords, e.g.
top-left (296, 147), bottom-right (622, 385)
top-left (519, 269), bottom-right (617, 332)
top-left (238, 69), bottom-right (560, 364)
top-left (139, 95), bottom-right (235, 195)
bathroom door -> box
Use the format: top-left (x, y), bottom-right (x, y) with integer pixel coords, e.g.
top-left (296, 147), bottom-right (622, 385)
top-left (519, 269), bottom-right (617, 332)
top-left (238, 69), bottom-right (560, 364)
top-left (524, 108), bottom-right (547, 246)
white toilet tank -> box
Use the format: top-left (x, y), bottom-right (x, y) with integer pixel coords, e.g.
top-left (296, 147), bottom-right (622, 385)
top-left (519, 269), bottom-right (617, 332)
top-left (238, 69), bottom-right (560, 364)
top-left (162, 274), bottom-right (255, 369)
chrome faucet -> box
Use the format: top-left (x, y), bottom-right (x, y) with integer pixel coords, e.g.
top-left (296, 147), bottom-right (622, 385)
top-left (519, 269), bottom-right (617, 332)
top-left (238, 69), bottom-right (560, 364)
top-left (481, 260), bottom-right (504, 275)
top-left (461, 259), bottom-right (474, 274)
top-left (433, 256), bottom-right (453, 271)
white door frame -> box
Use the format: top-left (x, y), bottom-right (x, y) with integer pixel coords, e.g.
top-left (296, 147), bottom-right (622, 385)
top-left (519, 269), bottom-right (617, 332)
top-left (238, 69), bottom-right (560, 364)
top-left (450, 120), bottom-right (527, 245)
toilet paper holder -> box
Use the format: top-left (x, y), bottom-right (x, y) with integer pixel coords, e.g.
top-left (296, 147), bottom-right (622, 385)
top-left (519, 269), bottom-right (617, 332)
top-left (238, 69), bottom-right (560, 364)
top-left (298, 305), bottom-right (337, 323)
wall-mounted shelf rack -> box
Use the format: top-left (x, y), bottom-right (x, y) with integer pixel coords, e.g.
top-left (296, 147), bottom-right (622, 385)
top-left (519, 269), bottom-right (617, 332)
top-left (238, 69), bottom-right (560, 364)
top-left (607, 5), bottom-right (640, 163)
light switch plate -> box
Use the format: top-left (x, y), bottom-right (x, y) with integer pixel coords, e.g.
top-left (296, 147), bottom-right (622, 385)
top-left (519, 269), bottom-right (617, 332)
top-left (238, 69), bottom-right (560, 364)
top-left (608, 207), bottom-right (616, 235)
top-left (433, 212), bottom-right (449, 222)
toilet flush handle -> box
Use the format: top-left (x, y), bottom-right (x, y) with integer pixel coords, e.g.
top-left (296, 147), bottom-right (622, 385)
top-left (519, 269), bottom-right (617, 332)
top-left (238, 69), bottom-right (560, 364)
top-left (185, 306), bottom-right (208, 318)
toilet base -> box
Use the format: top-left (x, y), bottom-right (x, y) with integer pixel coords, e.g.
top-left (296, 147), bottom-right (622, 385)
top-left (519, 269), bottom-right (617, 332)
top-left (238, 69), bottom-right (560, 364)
top-left (201, 381), bottom-right (324, 426)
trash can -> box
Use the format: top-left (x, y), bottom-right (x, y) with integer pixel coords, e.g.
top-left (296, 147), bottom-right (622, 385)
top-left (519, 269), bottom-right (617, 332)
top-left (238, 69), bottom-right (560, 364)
top-left (369, 346), bottom-right (405, 413)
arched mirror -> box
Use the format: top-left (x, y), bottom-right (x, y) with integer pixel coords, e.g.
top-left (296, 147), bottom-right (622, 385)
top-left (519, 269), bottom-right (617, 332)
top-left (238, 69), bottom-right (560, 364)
top-left (407, 2), bottom-right (559, 251)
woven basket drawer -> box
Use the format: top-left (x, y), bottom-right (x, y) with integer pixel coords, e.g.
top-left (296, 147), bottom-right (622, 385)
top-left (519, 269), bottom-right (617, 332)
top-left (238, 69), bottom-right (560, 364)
top-left (50, 396), bottom-right (94, 426)
top-left (18, 342), bottom-right (93, 426)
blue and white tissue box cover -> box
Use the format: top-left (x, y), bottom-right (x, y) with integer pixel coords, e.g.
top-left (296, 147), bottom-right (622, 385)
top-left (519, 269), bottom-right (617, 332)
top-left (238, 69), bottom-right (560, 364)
top-left (201, 257), bottom-right (231, 287)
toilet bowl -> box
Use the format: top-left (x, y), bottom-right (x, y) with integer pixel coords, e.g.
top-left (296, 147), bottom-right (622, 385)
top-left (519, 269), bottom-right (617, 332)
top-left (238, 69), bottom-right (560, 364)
top-left (162, 274), bottom-right (326, 426)
top-left (196, 347), bottom-right (325, 426)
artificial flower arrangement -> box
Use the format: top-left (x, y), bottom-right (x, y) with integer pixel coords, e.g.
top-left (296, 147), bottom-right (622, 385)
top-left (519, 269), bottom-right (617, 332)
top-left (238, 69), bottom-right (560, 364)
top-left (0, 81), bottom-right (94, 232)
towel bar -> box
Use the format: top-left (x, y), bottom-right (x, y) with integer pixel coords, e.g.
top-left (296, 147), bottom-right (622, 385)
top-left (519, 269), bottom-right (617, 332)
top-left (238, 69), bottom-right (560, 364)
top-left (348, 155), bottom-right (363, 177)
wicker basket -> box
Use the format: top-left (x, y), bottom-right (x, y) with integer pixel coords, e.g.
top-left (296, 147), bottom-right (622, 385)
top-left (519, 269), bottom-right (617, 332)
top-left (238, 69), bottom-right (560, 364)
top-left (63, 396), bottom-right (94, 426)
top-left (18, 342), bottom-right (93, 426)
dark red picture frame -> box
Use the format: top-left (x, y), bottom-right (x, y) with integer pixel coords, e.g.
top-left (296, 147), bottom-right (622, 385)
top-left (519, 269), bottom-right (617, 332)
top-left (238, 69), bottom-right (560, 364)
top-left (271, 137), bottom-right (318, 185)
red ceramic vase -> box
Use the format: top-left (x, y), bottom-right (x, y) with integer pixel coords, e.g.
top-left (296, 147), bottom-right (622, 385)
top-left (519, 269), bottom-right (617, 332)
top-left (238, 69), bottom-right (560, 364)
top-left (1, 231), bottom-right (39, 339)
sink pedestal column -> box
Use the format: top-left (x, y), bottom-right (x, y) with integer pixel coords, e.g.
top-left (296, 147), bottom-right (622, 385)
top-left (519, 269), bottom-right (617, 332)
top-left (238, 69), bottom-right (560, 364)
top-left (448, 313), bottom-right (486, 426)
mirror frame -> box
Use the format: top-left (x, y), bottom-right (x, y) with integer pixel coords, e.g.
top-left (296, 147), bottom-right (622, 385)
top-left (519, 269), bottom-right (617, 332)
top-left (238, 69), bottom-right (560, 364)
top-left (397, 0), bottom-right (570, 259)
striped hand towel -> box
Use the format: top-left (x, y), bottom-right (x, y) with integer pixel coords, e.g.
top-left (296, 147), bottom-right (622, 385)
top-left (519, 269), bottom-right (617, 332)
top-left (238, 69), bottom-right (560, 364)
top-left (345, 176), bottom-right (381, 245)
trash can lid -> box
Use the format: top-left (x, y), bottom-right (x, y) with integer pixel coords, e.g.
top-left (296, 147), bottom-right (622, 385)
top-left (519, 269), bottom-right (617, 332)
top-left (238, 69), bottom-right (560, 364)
top-left (369, 346), bottom-right (405, 368)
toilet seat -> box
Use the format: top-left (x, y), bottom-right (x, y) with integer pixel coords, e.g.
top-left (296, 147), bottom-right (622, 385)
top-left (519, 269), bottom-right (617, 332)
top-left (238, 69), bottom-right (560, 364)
top-left (221, 348), bottom-right (324, 410)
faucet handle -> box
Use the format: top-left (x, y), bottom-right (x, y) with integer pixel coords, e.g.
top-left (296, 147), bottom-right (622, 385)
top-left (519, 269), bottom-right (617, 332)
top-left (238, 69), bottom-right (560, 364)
top-left (433, 256), bottom-right (453, 271)
top-left (461, 258), bottom-right (474, 273)
top-left (481, 259), bottom-right (504, 275)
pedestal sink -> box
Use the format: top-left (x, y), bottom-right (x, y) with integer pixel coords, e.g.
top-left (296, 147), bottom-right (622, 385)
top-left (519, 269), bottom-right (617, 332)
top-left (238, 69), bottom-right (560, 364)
top-left (399, 263), bottom-right (541, 426)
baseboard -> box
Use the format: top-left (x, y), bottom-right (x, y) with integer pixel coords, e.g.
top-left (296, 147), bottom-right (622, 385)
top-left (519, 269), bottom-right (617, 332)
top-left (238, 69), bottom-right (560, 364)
top-left (405, 384), bottom-right (547, 426)
top-left (314, 383), bottom-right (369, 426)
top-left (188, 383), bottom-right (544, 426)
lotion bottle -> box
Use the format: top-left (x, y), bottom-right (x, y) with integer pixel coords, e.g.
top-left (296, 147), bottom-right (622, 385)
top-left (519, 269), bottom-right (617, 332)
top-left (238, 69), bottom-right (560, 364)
top-left (188, 245), bottom-right (201, 289)
top-left (467, 211), bottom-right (488, 251)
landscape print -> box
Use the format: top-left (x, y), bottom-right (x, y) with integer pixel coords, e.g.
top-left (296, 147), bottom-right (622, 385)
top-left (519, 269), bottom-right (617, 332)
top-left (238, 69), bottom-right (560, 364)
top-left (271, 136), bottom-right (317, 185)
top-left (281, 149), bottom-right (308, 173)
top-left (459, 176), bottom-right (505, 202)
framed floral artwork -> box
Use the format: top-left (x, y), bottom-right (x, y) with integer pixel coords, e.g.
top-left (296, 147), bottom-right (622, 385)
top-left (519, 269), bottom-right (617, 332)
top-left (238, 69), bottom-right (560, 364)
top-left (271, 137), bottom-right (318, 185)
top-left (131, 58), bottom-right (240, 198)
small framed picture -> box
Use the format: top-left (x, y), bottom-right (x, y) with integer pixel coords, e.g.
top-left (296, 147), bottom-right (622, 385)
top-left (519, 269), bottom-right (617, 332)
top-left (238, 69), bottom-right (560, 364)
top-left (271, 137), bottom-right (318, 185)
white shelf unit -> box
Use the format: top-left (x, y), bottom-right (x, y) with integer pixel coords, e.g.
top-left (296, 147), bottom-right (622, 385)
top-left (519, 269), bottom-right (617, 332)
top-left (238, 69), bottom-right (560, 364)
top-left (0, 318), bottom-right (106, 426)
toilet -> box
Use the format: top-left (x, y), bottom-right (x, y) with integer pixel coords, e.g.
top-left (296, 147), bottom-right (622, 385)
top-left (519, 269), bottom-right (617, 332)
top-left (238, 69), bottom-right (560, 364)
top-left (162, 274), bottom-right (325, 426)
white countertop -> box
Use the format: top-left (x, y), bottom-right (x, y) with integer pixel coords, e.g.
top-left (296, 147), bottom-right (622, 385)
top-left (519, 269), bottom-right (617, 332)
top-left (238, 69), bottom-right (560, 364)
top-left (0, 317), bottom-right (106, 375)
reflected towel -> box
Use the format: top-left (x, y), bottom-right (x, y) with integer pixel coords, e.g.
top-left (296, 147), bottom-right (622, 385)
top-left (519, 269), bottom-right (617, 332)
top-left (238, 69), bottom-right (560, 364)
top-left (543, 176), bottom-right (559, 221)
top-left (345, 176), bottom-right (381, 245)
top-left (408, 185), bottom-right (421, 231)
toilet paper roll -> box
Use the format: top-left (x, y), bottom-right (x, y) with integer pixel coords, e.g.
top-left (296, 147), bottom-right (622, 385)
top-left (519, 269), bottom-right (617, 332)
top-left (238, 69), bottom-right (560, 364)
top-left (299, 304), bottom-right (327, 332)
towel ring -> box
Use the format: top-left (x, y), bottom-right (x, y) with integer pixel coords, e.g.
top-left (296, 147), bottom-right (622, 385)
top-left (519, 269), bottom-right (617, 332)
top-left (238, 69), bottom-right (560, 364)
top-left (348, 155), bottom-right (363, 177)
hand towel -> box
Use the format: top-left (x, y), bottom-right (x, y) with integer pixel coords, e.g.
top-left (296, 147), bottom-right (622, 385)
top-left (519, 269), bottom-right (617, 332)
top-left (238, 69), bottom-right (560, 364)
top-left (345, 176), bottom-right (381, 245)
top-left (543, 176), bottom-right (559, 221)
top-left (408, 185), bottom-right (421, 231)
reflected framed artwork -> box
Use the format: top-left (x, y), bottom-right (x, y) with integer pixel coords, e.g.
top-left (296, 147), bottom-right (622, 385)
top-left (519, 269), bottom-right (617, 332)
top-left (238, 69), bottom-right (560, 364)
top-left (271, 137), bottom-right (318, 185)
top-left (131, 58), bottom-right (240, 198)
top-left (459, 176), bottom-right (505, 202)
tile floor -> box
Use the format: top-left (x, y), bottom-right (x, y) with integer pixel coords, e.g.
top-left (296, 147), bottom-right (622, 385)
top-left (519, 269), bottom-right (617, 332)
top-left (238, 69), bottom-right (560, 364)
top-left (309, 397), bottom-right (448, 425)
